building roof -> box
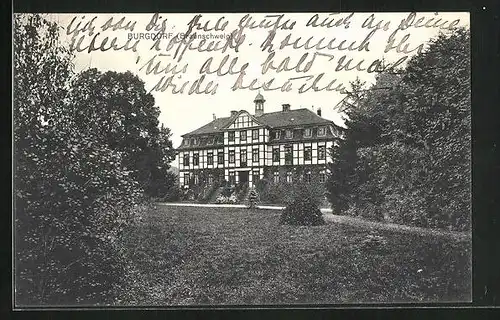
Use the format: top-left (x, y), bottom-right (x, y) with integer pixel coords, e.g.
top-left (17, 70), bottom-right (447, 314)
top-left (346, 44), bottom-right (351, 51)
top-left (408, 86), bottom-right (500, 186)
top-left (254, 92), bottom-right (265, 102)
top-left (257, 108), bottom-right (332, 128)
top-left (182, 117), bottom-right (232, 136)
top-left (181, 108), bottom-right (335, 137)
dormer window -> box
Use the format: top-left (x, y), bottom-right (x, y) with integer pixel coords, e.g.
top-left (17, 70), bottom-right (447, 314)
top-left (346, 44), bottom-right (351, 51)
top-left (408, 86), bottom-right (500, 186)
top-left (274, 131), bottom-right (281, 140)
top-left (304, 128), bottom-right (312, 137)
top-left (191, 137), bottom-right (198, 145)
top-left (216, 134), bottom-right (224, 144)
top-left (317, 126), bottom-right (326, 137)
top-left (184, 139), bottom-right (190, 146)
top-left (207, 136), bottom-right (214, 145)
top-left (285, 129), bottom-right (293, 139)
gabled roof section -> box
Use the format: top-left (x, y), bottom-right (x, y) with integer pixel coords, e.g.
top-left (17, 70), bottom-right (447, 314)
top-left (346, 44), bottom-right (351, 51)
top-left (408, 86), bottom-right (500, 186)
top-left (220, 110), bottom-right (267, 130)
top-left (258, 108), bottom-right (332, 128)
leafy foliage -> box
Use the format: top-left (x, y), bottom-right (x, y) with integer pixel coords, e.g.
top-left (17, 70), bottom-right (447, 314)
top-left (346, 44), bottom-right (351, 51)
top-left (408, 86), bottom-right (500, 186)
top-left (257, 169), bottom-right (327, 205)
top-left (14, 14), bottom-right (175, 305)
top-left (326, 28), bottom-right (471, 231)
top-left (67, 69), bottom-right (176, 197)
top-left (280, 182), bottom-right (326, 226)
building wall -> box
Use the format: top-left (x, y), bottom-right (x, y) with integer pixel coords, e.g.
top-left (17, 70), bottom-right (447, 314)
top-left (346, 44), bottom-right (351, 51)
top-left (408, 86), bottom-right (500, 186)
top-left (178, 111), bottom-right (336, 188)
top-left (178, 140), bottom-right (334, 187)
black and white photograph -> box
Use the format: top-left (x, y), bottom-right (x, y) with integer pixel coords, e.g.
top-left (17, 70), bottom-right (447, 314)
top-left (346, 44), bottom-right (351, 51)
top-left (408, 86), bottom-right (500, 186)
top-left (13, 11), bottom-right (472, 307)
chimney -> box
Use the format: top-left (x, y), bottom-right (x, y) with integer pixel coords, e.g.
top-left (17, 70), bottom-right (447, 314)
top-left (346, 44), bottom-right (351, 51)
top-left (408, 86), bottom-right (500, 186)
top-left (282, 104), bottom-right (291, 111)
top-left (317, 107), bottom-right (322, 117)
top-left (213, 113), bottom-right (217, 120)
top-left (230, 110), bottom-right (238, 116)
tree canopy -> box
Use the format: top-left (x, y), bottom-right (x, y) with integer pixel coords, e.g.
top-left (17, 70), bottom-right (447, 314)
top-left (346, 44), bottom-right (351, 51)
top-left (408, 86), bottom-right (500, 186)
top-left (326, 28), bottom-right (471, 231)
top-left (14, 14), bottom-right (177, 304)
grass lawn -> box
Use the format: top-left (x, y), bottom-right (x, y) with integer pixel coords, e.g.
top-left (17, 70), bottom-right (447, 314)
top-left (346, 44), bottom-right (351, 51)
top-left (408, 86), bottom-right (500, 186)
top-left (113, 205), bottom-right (471, 305)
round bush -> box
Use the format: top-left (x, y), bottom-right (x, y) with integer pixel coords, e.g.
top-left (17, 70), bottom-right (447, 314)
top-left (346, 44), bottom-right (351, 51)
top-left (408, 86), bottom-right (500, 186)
top-left (280, 197), bottom-right (325, 226)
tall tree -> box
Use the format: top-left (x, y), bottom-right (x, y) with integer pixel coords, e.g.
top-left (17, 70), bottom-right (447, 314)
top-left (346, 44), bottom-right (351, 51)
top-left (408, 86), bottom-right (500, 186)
top-left (67, 69), bottom-right (176, 196)
top-left (325, 28), bottom-right (471, 230)
top-left (147, 124), bottom-right (179, 198)
top-left (14, 14), bottom-right (144, 304)
top-left (394, 28), bottom-right (471, 228)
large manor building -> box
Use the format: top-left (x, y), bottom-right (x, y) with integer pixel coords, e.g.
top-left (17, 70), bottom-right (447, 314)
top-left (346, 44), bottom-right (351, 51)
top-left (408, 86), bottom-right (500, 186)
top-left (177, 93), bottom-right (341, 188)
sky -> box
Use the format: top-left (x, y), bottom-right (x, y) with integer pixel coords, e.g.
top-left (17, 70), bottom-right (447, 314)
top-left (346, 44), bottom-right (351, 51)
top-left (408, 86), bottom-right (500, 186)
top-left (46, 12), bottom-right (469, 152)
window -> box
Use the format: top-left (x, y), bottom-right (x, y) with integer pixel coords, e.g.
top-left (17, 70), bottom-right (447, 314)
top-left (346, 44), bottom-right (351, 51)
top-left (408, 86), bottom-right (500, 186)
top-left (304, 171), bottom-right (312, 183)
top-left (236, 115), bottom-right (251, 128)
top-left (229, 172), bottom-right (236, 185)
top-left (208, 173), bottom-right (214, 184)
top-left (184, 139), bottom-right (190, 146)
top-left (240, 149), bottom-right (247, 166)
top-left (194, 173), bottom-right (199, 185)
top-left (286, 171), bottom-right (293, 183)
top-left (193, 153), bottom-right (199, 166)
top-left (207, 136), bottom-right (214, 145)
top-left (217, 151), bottom-right (224, 164)
top-left (318, 126), bottom-right (326, 136)
top-left (285, 146), bottom-right (293, 165)
top-left (252, 129), bottom-right (259, 140)
top-left (252, 148), bottom-right (259, 162)
top-left (304, 128), bottom-right (312, 137)
top-left (285, 129), bottom-right (293, 139)
top-left (228, 131), bottom-right (235, 141)
top-left (274, 131), bottom-right (281, 140)
top-left (207, 152), bottom-right (213, 165)
top-left (318, 145), bottom-right (326, 160)
top-left (304, 146), bottom-right (312, 161)
top-left (183, 154), bottom-right (189, 166)
top-left (229, 150), bottom-right (235, 163)
top-left (240, 130), bottom-right (247, 141)
top-left (272, 148), bottom-right (280, 162)
top-left (319, 171), bottom-right (326, 183)
top-left (191, 137), bottom-right (198, 145)
top-left (252, 169), bottom-right (260, 183)
top-left (184, 173), bottom-right (190, 185)
top-left (273, 171), bottom-right (280, 183)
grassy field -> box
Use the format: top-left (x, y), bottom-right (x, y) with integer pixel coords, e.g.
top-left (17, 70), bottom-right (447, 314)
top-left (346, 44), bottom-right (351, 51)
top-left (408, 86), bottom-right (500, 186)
top-left (112, 205), bottom-right (471, 305)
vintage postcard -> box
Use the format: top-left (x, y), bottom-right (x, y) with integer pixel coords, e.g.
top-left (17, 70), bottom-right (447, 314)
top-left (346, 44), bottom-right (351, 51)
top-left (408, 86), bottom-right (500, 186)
top-left (13, 12), bottom-right (471, 307)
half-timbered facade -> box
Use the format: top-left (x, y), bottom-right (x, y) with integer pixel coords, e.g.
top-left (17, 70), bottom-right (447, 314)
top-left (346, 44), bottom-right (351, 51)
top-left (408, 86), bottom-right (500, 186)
top-left (177, 93), bottom-right (341, 188)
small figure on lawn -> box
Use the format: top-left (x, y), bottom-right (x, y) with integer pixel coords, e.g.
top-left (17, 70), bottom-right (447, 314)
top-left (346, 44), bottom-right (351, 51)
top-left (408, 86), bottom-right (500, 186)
top-left (247, 187), bottom-right (259, 209)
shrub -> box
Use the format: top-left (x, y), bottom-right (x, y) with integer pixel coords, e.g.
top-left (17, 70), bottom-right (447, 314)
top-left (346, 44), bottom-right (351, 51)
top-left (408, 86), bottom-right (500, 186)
top-left (15, 133), bottom-right (145, 305)
top-left (247, 188), bottom-right (259, 202)
top-left (197, 183), bottom-right (219, 203)
top-left (280, 198), bottom-right (325, 226)
top-left (215, 194), bottom-right (237, 204)
top-left (221, 185), bottom-right (233, 197)
top-left (236, 182), bottom-right (249, 202)
top-left (255, 178), bottom-right (268, 195)
top-left (280, 184), bottom-right (325, 226)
